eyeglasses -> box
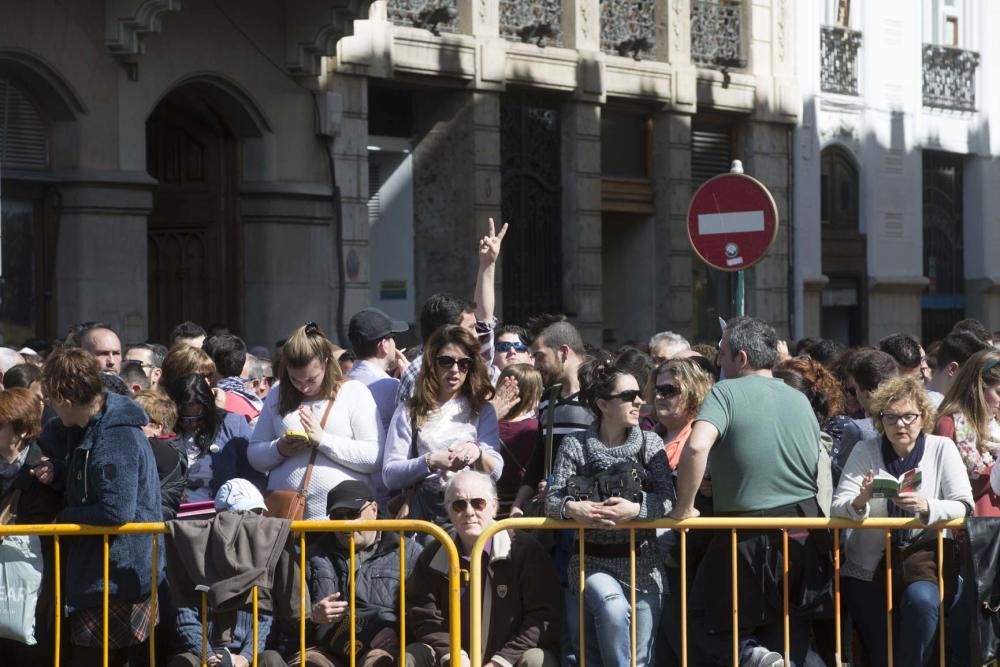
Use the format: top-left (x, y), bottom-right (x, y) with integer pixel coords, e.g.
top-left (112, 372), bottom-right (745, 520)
top-left (606, 389), bottom-right (643, 403)
top-left (495, 341), bottom-right (528, 353)
top-left (880, 412), bottom-right (920, 426)
top-left (436, 355), bottom-right (473, 372)
top-left (655, 383), bottom-right (681, 399)
top-left (178, 413), bottom-right (207, 424)
top-left (450, 497), bottom-right (489, 513)
top-left (329, 502), bottom-right (370, 521)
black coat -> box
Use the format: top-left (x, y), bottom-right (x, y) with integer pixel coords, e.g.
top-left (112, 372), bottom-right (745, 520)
top-left (306, 531), bottom-right (422, 644)
top-left (148, 434), bottom-right (187, 520)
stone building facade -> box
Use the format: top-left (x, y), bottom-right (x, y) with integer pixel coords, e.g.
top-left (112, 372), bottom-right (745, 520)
top-left (793, 0), bottom-right (1000, 345)
top-left (0, 0), bottom-right (797, 350)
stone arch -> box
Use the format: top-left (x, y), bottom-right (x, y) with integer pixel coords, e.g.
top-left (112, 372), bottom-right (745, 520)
top-left (0, 49), bottom-right (86, 122)
top-left (147, 72), bottom-right (272, 138)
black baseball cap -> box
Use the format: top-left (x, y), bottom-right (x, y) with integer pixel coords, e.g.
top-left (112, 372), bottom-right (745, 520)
top-left (348, 308), bottom-right (409, 347)
top-left (326, 480), bottom-right (375, 516)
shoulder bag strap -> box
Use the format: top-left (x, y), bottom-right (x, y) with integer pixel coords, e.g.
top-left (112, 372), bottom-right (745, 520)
top-left (543, 383), bottom-right (562, 478)
top-left (301, 397), bottom-right (336, 494)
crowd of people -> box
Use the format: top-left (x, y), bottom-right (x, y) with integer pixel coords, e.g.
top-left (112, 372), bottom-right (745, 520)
top-left (0, 221), bottom-right (997, 667)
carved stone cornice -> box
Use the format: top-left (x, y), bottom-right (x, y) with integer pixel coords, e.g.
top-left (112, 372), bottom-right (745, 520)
top-left (104, 0), bottom-right (181, 56)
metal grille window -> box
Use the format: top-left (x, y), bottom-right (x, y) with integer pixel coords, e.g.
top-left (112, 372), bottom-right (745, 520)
top-left (0, 79), bottom-right (49, 172)
top-left (499, 0), bottom-right (562, 46)
top-left (922, 44), bottom-right (979, 111)
top-left (820, 147), bottom-right (858, 227)
top-left (600, 0), bottom-right (655, 60)
top-left (386, 0), bottom-right (458, 34)
top-left (690, 0), bottom-right (744, 69)
top-left (500, 94), bottom-right (562, 324)
top-left (820, 26), bottom-right (862, 96)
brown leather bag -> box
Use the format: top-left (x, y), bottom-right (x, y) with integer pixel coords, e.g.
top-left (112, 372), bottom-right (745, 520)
top-left (264, 399), bottom-right (334, 520)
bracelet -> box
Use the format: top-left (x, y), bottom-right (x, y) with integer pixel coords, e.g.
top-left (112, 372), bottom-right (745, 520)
top-left (425, 451), bottom-right (433, 472)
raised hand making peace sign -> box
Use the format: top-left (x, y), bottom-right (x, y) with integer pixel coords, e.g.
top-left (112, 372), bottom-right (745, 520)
top-left (479, 217), bottom-right (509, 267)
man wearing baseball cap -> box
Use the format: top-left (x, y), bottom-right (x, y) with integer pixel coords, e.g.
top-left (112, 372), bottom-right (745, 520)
top-left (293, 480), bottom-right (421, 667)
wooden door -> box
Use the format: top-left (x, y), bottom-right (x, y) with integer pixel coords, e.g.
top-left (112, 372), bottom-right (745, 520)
top-left (146, 94), bottom-right (241, 343)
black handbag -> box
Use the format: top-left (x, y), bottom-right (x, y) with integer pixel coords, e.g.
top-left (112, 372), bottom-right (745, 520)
top-left (965, 517), bottom-right (1000, 664)
top-left (566, 454), bottom-right (647, 504)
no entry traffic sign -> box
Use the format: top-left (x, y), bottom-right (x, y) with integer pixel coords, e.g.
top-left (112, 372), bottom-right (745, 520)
top-left (687, 172), bottom-right (779, 272)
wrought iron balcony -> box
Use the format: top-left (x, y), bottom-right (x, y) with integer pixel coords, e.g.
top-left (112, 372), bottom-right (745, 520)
top-left (499, 0), bottom-right (562, 46)
top-left (820, 26), bottom-right (861, 96)
top-left (387, 0), bottom-right (458, 35)
top-left (690, 0), bottom-right (745, 69)
top-left (600, 0), bottom-right (655, 60)
top-left (923, 44), bottom-right (980, 111)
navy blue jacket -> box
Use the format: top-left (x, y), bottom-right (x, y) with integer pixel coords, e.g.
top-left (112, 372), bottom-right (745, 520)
top-left (45, 392), bottom-right (165, 611)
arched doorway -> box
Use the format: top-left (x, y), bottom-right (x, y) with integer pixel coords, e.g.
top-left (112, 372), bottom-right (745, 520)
top-left (820, 145), bottom-right (865, 345)
top-left (145, 82), bottom-right (252, 343)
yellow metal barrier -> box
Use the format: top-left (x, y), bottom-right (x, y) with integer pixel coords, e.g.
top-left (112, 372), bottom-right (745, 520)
top-left (0, 519), bottom-right (461, 667)
top-left (467, 516), bottom-right (971, 667)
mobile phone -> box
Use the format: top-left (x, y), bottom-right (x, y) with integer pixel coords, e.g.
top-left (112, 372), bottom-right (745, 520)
top-left (284, 430), bottom-right (309, 441)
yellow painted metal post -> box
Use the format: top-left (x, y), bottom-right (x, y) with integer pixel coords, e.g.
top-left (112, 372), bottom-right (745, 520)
top-left (938, 530), bottom-right (945, 667)
top-left (201, 591), bottom-right (208, 667)
top-left (833, 529), bottom-right (841, 665)
top-left (54, 535), bottom-right (61, 667)
top-left (399, 532), bottom-right (406, 667)
top-left (782, 530), bottom-right (789, 666)
top-left (731, 529), bottom-right (738, 667)
top-left (680, 530), bottom-right (687, 667)
top-left (300, 532), bottom-right (307, 667)
top-left (579, 529), bottom-right (586, 667)
top-left (629, 529), bottom-right (637, 667)
top-left (350, 532), bottom-right (357, 667)
top-left (103, 534), bottom-right (110, 667)
top-left (150, 533), bottom-right (158, 666)
top-left (886, 530), bottom-right (893, 667)
top-left (252, 585), bottom-right (259, 667)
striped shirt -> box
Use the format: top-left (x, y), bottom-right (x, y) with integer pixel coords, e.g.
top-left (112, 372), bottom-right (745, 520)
top-left (523, 390), bottom-right (594, 488)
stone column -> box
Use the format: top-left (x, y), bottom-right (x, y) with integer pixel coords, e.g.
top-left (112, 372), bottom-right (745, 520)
top-left (652, 110), bottom-right (694, 337)
top-left (54, 177), bottom-right (153, 343)
top-left (962, 155), bottom-right (1000, 329)
top-left (561, 101), bottom-right (603, 345)
top-left (743, 120), bottom-right (792, 338)
top-left (240, 190), bottom-right (337, 348)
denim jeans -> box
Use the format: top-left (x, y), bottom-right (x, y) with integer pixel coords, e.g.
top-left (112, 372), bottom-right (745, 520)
top-left (566, 571), bottom-right (661, 667)
top-left (841, 574), bottom-right (970, 667)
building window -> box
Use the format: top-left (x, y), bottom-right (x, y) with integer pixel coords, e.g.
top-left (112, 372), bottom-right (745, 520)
top-left (922, 152), bottom-right (965, 343)
top-left (690, 0), bottom-right (745, 70)
top-left (600, 0), bottom-right (655, 60)
top-left (601, 110), bottom-right (648, 179)
top-left (499, 0), bottom-right (562, 46)
top-left (386, 0), bottom-right (458, 34)
top-left (0, 79), bottom-right (49, 171)
top-left (820, 147), bottom-right (858, 228)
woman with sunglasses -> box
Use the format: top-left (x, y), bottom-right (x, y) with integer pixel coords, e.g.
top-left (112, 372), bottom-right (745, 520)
top-left (249, 323), bottom-right (382, 519)
top-left (933, 348), bottom-right (1000, 516)
top-left (493, 325), bottom-right (532, 372)
top-left (382, 325), bottom-right (501, 523)
top-left (545, 356), bottom-right (673, 667)
top-left (648, 357), bottom-right (714, 471)
top-left (167, 373), bottom-right (258, 503)
top-left (832, 375), bottom-right (972, 667)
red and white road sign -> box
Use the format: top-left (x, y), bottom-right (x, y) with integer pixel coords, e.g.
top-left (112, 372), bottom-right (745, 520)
top-left (687, 173), bottom-right (779, 272)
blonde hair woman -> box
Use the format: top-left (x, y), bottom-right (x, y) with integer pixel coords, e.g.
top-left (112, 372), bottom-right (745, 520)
top-left (249, 323), bottom-right (383, 519)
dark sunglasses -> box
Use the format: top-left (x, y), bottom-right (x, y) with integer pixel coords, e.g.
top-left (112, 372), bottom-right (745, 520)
top-left (436, 355), bottom-right (473, 372)
top-left (495, 341), bottom-right (528, 353)
top-left (450, 497), bottom-right (489, 513)
top-left (655, 383), bottom-right (681, 399)
top-left (329, 503), bottom-right (368, 521)
top-left (177, 414), bottom-right (207, 424)
top-left (606, 389), bottom-right (643, 403)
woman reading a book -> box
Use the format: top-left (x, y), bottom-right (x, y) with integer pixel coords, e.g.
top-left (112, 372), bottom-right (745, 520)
top-left (832, 375), bottom-right (972, 667)
top-left (933, 348), bottom-right (1000, 516)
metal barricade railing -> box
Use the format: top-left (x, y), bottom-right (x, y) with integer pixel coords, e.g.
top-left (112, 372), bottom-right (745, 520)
top-left (0, 519), bottom-right (461, 667)
top-left (467, 516), bottom-right (975, 667)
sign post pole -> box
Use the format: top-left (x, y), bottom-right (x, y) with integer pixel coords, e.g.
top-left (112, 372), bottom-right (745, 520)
top-left (730, 160), bottom-right (746, 318)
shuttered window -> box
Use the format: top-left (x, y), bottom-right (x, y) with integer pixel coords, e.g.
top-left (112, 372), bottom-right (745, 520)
top-left (691, 127), bottom-right (732, 185)
top-left (0, 79), bottom-right (49, 172)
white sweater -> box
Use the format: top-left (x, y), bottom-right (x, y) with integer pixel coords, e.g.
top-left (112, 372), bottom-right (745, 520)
top-left (831, 433), bottom-right (973, 579)
top-left (248, 380), bottom-right (385, 519)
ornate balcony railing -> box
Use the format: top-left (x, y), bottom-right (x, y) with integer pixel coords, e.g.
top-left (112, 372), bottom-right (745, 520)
top-left (923, 44), bottom-right (980, 111)
top-left (690, 0), bottom-right (744, 69)
top-left (387, 0), bottom-right (458, 34)
top-left (820, 26), bottom-right (861, 96)
top-left (499, 0), bottom-right (562, 47)
top-left (600, 0), bottom-right (655, 60)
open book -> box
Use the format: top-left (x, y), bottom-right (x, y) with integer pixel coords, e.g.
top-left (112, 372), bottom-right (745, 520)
top-left (871, 467), bottom-right (922, 498)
